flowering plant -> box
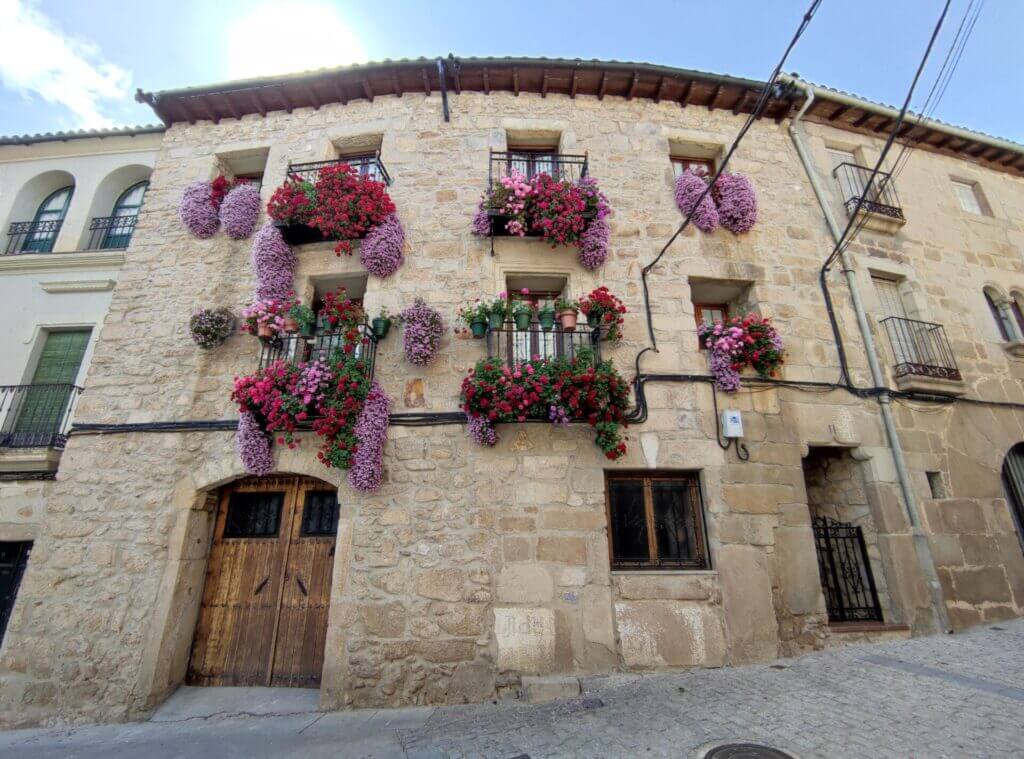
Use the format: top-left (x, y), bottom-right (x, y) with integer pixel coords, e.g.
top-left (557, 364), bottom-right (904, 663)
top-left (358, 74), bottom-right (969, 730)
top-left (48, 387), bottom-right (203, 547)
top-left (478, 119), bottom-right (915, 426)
top-left (268, 164), bottom-right (397, 256)
top-left (578, 286), bottom-right (627, 342)
top-left (318, 288), bottom-right (365, 331)
top-left (236, 411), bottom-right (273, 476)
top-left (220, 183), bottom-right (262, 240)
top-left (400, 298), bottom-right (443, 366)
top-left (485, 292), bottom-right (511, 321)
top-left (250, 224), bottom-right (296, 301)
top-left (288, 302), bottom-right (316, 330)
top-left (712, 172), bottom-right (758, 234)
top-left (511, 299), bottom-right (535, 320)
top-left (699, 313), bottom-right (784, 392)
top-left (554, 296), bottom-right (578, 313)
top-left (179, 181), bottom-right (220, 238)
top-left (240, 298), bottom-right (291, 336)
top-left (347, 381), bottom-right (391, 492)
top-left (360, 212), bottom-right (405, 277)
top-left (189, 307), bottom-right (235, 349)
top-left (460, 348), bottom-right (630, 459)
top-left (472, 169), bottom-right (611, 269)
top-left (458, 299), bottom-right (489, 326)
top-left (674, 169), bottom-right (720, 233)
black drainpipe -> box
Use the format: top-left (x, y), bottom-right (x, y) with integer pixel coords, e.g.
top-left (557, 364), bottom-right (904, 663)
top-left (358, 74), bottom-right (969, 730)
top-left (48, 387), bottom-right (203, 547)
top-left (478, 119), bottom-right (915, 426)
top-left (436, 58), bottom-right (450, 122)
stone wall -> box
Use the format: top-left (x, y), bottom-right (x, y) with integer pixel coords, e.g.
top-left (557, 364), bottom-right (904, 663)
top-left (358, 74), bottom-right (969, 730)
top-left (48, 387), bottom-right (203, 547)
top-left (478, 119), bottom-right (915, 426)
top-left (1, 88), bottom-right (1023, 727)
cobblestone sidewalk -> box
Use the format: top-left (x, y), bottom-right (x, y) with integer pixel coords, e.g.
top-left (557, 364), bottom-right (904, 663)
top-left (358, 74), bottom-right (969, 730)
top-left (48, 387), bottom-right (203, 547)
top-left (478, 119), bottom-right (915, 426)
top-left (399, 620), bottom-right (1024, 759)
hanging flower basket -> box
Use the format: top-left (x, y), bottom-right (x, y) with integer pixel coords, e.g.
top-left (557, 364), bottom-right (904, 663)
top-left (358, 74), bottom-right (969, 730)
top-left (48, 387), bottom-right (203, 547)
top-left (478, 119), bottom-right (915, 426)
top-left (699, 313), bottom-right (784, 391)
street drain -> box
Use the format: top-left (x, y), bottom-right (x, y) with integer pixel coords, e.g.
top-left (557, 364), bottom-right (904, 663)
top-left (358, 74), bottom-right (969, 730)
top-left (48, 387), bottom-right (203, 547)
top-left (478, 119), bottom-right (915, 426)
top-left (705, 743), bottom-right (795, 759)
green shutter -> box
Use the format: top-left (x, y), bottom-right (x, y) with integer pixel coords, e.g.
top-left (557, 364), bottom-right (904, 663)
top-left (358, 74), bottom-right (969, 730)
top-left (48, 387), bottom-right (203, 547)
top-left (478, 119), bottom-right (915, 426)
top-left (12, 330), bottom-right (91, 444)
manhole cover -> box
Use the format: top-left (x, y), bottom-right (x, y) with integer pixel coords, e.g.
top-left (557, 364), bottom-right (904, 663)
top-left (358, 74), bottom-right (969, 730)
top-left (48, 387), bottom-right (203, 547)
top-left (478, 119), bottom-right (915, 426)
top-left (706, 744), bottom-right (794, 759)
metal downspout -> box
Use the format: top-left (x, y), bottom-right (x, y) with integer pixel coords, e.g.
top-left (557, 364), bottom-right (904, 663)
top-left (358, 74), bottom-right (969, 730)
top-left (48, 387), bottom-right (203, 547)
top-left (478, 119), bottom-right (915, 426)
top-left (786, 80), bottom-right (951, 633)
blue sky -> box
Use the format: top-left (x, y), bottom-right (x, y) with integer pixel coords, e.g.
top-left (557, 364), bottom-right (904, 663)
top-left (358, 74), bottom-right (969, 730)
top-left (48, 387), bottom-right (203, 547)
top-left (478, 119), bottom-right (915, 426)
top-left (0, 0), bottom-right (1020, 143)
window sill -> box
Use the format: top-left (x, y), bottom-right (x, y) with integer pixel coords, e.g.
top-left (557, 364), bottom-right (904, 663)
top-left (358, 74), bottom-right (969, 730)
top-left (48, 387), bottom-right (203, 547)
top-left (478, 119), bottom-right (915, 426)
top-left (893, 373), bottom-right (966, 397)
top-left (850, 207), bottom-right (906, 235)
top-left (611, 569), bottom-right (717, 576)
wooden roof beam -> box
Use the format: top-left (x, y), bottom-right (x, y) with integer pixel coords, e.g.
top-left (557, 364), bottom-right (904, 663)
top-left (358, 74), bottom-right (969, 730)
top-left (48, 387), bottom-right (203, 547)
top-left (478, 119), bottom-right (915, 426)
top-left (421, 68), bottom-right (431, 96)
top-left (451, 64), bottom-right (461, 94)
top-left (541, 69), bottom-right (550, 98)
top-left (304, 85), bottom-right (321, 110)
top-left (932, 134), bottom-right (953, 150)
top-left (872, 118), bottom-right (892, 133)
top-left (570, 69), bottom-right (579, 99)
top-left (279, 88), bottom-right (294, 114)
top-left (250, 90), bottom-right (267, 116)
top-left (653, 76), bottom-right (666, 103)
top-left (627, 71), bottom-right (639, 100)
top-left (482, 67), bottom-right (490, 95)
top-left (1001, 152), bottom-right (1022, 166)
top-left (179, 98), bottom-right (199, 125)
top-left (392, 73), bottom-right (402, 97)
top-left (220, 95), bottom-right (241, 121)
top-left (513, 67), bottom-right (520, 96)
top-left (678, 80), bottom-right (692, 108)
top-left (896, 123), bottom-right (914, 138)
top-left (598, 71), bottom-right (608, 100)
top-left (852, 111), bottom-right (873, 128)
top-left (361, 78), bottom-right (374, 102)
top-left (333, 79), bottom-right (348, 105)
top-left (828, 104), bottom-right (850, 122)
top-left (707, 84), bottom-right (722, 110)
top-left (732, 89), bottom-right (749, 115)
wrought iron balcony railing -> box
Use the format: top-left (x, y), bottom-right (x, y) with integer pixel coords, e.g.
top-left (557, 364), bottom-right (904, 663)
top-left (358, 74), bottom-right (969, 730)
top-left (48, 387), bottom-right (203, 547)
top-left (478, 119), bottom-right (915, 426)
top-left (85, 215), bottom-right (138, 250)
top-left (832, 162), bottom-right (904, 221)
top-left (0, 383), bottom-right (82, 449)
top-left (4, 220), bottom-right (63, 255)
top-left (488, 150), bottom-right (589, 185)
top-left (257, 325), bottom-right (377, 376)
top-left (286, 154), bottom-right (391, 186)
top-left (485, 323), bottom-right (601, 368)
top-left (880, 316), bottom-right (961, 381)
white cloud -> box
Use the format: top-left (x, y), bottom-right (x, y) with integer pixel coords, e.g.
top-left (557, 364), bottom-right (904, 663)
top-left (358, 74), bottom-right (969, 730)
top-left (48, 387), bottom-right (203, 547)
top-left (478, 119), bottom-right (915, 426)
top-left (0, 0), bottom-right (130, 128)
top-left (228, 2), bottom-right (367, 80)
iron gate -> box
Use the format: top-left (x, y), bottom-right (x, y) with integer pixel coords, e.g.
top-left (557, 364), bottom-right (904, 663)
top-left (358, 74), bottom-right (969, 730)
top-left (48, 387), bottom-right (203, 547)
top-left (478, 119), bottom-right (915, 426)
top-left (812, 517), bottom-right (883, 623)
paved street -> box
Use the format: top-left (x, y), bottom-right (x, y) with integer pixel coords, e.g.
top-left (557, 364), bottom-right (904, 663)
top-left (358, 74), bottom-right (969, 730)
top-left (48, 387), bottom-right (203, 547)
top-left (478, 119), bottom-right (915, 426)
top-left (2, 620), bottom-right (1022, 758)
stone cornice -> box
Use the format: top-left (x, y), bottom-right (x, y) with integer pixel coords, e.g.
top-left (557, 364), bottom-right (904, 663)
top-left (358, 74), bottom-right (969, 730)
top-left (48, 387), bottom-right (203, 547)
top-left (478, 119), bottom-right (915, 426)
top-left (0, 251), bottom-right (125, 275)
top-left (39, 278), bottom-right (117, 293)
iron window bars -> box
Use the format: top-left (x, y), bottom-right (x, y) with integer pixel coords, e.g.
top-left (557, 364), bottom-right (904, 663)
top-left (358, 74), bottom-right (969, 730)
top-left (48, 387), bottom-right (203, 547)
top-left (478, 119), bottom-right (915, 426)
top-left (4, 220), bottom-right (63, 255)
top-left (85, 215), bottom-right (138, 250)
top-left (0, 383), bottom-right (82, 449)
top-left (832, 162), bottom-right (904, 221)
top-left (258, 324), bottom-right (378, 377)
top-left (485, 322), bottom-right (601, 368)
top-left (285, 153), bottom-right (391, 187)
top-left (880, 316), bottom-right (961, 381)
top-left (812, 516), bottom-right (884, 623)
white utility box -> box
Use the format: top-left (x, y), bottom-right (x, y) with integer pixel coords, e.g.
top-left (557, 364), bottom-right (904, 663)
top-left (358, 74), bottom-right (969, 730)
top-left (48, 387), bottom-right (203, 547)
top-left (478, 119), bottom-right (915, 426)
top-left (721, 409), bottom-right (744, 438)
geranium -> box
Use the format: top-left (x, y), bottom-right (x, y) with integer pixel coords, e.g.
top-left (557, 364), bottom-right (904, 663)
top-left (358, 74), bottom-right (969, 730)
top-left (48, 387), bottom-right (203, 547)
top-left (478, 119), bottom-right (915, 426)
top-left (400, 298), bottom-right (443, 366)
top-left (236, 411), bottom-right (274, 475)
top-left (578, 286), bottom-right (627, 342)
top-left (250, 224), bottom-right (296, 301)
top-left (210, 175), bottom-right (233, 208)
top-left (713, 172), bottom-right (758, 234)
top-left (347, 381), bottom-right (391, 492)
top-left (240, 298), bottom-right (291, 336)
top-left (674, 169), bottom-right (719, 233)
top-left (267, 177), bottom-right (316, 225)
top-left (189, 307), bottom-right (234, 349)
top-left (360, 212), bottom-right (405, 277)
top-left (460, 348), bottom-right (630, 459)
top-left (179, 180), bottom-right (220, 238)
top-left (220, 183), bottom-right (261, 239)
top-left (699, 313), bottom-right (784, 392)
top-left (307, 164), bottom-right (396, 256)
top-left (319, 288), bottom-right (365, 334)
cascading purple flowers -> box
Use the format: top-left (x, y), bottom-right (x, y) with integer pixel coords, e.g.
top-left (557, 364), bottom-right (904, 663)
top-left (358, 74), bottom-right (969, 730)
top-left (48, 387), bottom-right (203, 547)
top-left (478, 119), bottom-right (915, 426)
top-left (471, 203), bottom-right (491, 236)
top-left (347, 381), bottom-right (391, 492)
top-left (179, 180), bottom-right (220, 238)
top-left (467, 414), bottom-right (498, 446)
top-left (674, 170), bottom-right (719, 233)
top-left (360, 212), bottom-right (405, 277)
top-left (400, 298), bottom-right (443, 366)
top-left (219, 183), bottom-right (261, 240)
top-left (237, 410), bottom-right (274, 475)
top-left (577, 215), bottom-right (610, 270)
top-left (250, 224), bottom-right (296, 301)
top-left (713, 173), bottom-right (758, 234)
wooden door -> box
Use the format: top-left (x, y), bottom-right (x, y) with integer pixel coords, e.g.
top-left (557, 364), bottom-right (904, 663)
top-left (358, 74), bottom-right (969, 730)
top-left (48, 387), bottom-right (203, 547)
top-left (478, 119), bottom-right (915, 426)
top-left (187, 476), bottom-right (338, 688)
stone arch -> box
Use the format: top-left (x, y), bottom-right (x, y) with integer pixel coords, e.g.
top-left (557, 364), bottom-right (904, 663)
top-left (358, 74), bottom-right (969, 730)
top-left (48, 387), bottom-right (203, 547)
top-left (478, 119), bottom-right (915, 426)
top-left (5, 169), bottom-right (76, 228)
top-left (75, 163), bottom-right (153, 250)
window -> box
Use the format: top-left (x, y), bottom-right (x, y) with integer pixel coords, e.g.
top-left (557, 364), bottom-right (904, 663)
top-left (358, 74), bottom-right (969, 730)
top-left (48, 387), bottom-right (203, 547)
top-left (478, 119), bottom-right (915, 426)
top-left (508, 145), bottom-right (559, 180)
top-left (223, 492), bottom-right (284, 538)
top-left (11, 329), bottom-right (91, 447)
top-left (926, 471), bottom-right (947, 499)
top-left (300, 490), bottom-right (339, 536)
top-left (671, 156), bottom-right (713, 177)
top-left (102, 181), bottom-right (148, 249)
top-left (23, 186), bottom-right (73, 253)
top-left (694, 303), bottom-right (728, 330)
top-left (828, 148), bottom-right (860, 203)
top-left (985, 290), bottom-right (1016, 342)
top-left (952, 179), bottom-right (985, 215)
top-left (1012, 295), bottom-right (1024, 338)
top-left (606, 472), bottom-right (709, 571)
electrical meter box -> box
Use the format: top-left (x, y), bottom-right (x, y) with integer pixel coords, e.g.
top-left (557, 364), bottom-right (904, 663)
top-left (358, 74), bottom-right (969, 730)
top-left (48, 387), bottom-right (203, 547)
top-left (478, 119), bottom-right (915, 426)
top-left (721, 409), bottom-right (744, 438)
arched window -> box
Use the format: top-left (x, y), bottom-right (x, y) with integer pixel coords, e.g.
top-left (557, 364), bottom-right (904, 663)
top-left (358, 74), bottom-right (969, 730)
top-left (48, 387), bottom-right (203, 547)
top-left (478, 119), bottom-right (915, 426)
top-left (1011, 292), bottom-right (1024, 339)
top-left (24, 186), bottom-right (73, 253)
top-left (102, 181), bottom-right (148, 249)
top-left (1000, 443), bottom-right (1024, 553)
top-left (985, 289), bottom-right (1016, 342)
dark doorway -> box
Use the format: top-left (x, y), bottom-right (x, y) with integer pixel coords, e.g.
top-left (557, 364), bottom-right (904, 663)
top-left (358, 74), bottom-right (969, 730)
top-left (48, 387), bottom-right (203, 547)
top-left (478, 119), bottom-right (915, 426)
top-left (0, 541), bottom-right (32, 644)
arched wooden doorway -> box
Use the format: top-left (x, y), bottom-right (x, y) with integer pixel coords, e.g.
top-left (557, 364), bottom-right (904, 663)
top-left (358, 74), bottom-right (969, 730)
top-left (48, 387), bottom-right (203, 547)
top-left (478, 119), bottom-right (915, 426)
top-left (187, 475), bottom-right (339, 688)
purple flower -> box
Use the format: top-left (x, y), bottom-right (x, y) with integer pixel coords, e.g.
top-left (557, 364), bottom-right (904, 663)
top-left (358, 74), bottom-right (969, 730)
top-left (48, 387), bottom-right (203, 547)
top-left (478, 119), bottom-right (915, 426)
top-left (348, 381), bottom-right (391, 492)
top-left (250, 224), bottom-right (295, 301)
top-left (674, 170), bottom-right (719, 233)
top-left (179, 181), bottom-right (220, 238)
top-left (708, 348), bottom-right (742, 392)
top-left (471, 202), bottom-right (491, 236)
top-left (189, 307), bottom-right (234, 349)
top-left (237, 411), bottom-right (273, 475)
top-left (467, 414), bottom-right (497, 446)
top-left (713, 173), bottom-right (758, 234)
top-left (548, 404), bottom-right (570, 427)
top-left (220, 183), bottom-right (261, 240)
top-left (360, 212), bottom-right (405, 277)
top-left (400, 298), bottom-right (443, 366)
top-left (577, 214), bottom-right (609, 270)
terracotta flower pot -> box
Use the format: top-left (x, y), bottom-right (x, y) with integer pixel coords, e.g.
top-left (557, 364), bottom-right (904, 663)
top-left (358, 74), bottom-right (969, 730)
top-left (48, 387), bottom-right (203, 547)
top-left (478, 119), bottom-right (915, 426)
top-left (283, 317), bottom-right (299, 333)
top-left (257, 323), bottom-right (274, 339)
top-left (558, 310), bottom-right (578, 331)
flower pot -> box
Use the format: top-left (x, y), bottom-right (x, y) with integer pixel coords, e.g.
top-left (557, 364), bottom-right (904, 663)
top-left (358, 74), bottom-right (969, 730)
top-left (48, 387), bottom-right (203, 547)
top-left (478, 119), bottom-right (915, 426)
top-left (487, 312), bottom-right (505, 330)
top-left (371, 317), bottom-right (392, 340)
top-left (513, 312), bottom-right (532, 331)
top-left (470, 320), bottom-right (487, 339)
top-left (299, 321), bottom-right (315, 337)
top-left (283, 317), bottom-right (299, 333)
top-left (587, 311), bottom-right (601, 328)
top-left (257, 323), bottom-right (274, 339)
top-left (558, 310), bottom-right (578, 331)
top-left (538, 310), bottom-right (556, 331)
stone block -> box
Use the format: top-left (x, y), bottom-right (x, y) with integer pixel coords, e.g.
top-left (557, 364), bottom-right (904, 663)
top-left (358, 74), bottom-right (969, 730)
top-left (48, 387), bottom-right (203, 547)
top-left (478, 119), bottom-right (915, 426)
top-left (613, 574), bottom-right (714, 601)
top-left (515, 481), bottom-right (569, 505)
top-left (494, 607), bottom-right (556, 673)
top-left (521, 675), bottom-right (581, 703)
top-left (502, 536), bottom-right (532, 562)
top-left (581, 585), bottom-right (615, 652)
top-left (416, 569), bottom-right (465, 602)
top-left (496, 565), bottom-right (553, 604)
top-left (721, 484), bottom-right (793, 515)
top-left (521, 456), bottom-right (569, 480)
top-left (539, 509), bottom-right (607, 531)
top-left (775, 526), bottom-right (825, 616)
top-left (959, 534), bottom-right (997, 566)
top-left (537, 536), bottom-right (588, 565)
top-left (416, 639), bottom-right (476, 663)
top-left (926, 533), bottom-right (964, 568)
top-left (434, 603), bottom-right (487, 636)
top-left (939, 499), bottom-right (989, 534)
top-left (952, 566), bottom-right (1012, 605)
top-left (613, 601), bottom-right (726, 668)
top-left (498, 516), bottom-right (535, 533)
top-left (717, 544), bottom-right (779, 664)
top-left (359, 602), bottom-right (406, 638)
top-left (448, 661), bottom-right (495, 703)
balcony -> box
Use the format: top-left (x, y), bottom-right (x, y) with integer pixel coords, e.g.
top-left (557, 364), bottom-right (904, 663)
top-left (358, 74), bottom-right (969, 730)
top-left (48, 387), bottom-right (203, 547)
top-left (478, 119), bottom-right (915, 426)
top-left (832, 162), bottom-right (905, 233)
top-left (0, 384), bottom-right (82, 474)
top-left (85, 215), bottom-right (138, 251)
top-left (484, 151), bottom-right (591, 240)
top-left (485, 323), bottom-right (601, 368)
top-left (275, 155), bottom-right (391, 246)
top-left (4, 220), bottom-right (63, 255)
top-left (880, 316), bottom-right (965, 395)
top-left (258, 325), bottom-right (377, 376)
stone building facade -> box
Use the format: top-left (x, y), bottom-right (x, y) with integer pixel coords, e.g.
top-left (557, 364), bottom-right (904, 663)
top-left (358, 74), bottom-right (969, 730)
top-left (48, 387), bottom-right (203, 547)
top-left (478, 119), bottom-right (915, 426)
top-left (1, 58), bottom-right (1023, 727)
